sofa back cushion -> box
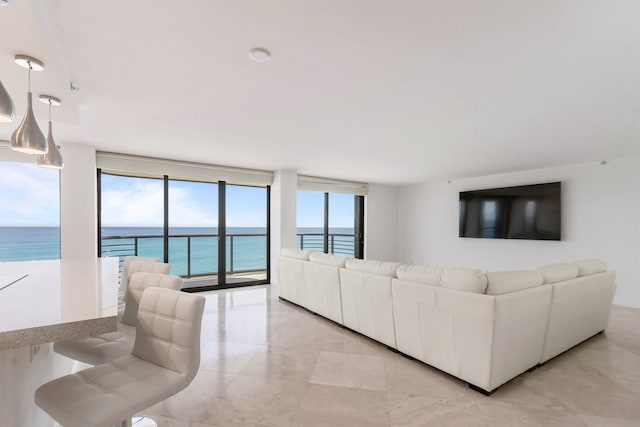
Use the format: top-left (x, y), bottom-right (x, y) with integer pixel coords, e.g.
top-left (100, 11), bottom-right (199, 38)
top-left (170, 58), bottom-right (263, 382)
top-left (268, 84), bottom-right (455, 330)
top-left (345, 258), bottom-right (402, 277)
top-left (572, 259), bottom-right (607, 276)
top-left (539, 263), bottom-right (579, 284)
top-left (396, 264), bottom-right (441, 286)
top-left (439, 267), bottom-right (488, 294)
top-left (309, 252), bottom-right (348, 267)
top-left (280, 248), bottom-right (312, 260)
top-left (486, 270), bottom-right (544, 295)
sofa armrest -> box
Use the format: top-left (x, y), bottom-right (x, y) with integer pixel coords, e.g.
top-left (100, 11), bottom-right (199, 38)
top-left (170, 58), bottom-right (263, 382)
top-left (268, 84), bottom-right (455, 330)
top-left (421, 284), bottom-right (551, 392)
top-left (489, 285), bottom-right (553, 390)
top-left (278, 256), bottom-right (308, 305)
top-left (541, 271), bottom-right (616, 362)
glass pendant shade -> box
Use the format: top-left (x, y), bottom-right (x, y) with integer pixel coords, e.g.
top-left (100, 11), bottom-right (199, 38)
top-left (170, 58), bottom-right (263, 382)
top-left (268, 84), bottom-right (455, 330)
top-left (0, 80), bottom-right (15, 123)
top-left (36, 121), bottom-right (64, 169)
top-left (11, 92), bottom-right (48, 154)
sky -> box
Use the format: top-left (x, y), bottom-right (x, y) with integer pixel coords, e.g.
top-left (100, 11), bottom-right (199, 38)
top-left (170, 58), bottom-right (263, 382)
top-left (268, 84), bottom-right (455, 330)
top-left (0, 163), bottom-right (353, 227)
top-left (0, 162), bottom-right (60, 226)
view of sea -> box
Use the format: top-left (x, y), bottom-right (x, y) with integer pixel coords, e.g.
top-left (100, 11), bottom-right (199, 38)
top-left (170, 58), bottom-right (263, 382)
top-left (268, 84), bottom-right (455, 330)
top-left (0, 226), bottom-right (355, 277)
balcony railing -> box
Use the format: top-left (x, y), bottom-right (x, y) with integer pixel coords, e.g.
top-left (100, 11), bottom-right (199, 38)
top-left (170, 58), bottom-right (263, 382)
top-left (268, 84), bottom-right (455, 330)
top-left (101, 231), bottom-right (356, 279)
top-left (296, 233), bottom-right (355, 256)
top-left (101, 233), bottom-right (267, 278)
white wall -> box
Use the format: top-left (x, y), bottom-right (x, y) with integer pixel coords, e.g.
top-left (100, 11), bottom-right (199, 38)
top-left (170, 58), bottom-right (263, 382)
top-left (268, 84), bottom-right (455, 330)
top-left (397, 157), bottom-right (640, 308)
top-left (60, 143), bottom-right (97, 259)
top-left (270, 169), bottom-right (298, 284)
top-left (365, 184), bottom-right (399, 261)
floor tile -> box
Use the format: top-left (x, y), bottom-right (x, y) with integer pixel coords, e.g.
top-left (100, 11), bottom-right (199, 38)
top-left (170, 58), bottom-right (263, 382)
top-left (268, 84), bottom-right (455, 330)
top-left (293, 383), bottom-right (390, 427)
top-left (310, 350), bottom-right (387, 391)
top-left (239, 344), bottom-right (320, 382)
top-left (577, 413), bottom-right (640, 427)
top-left (199, 340), bottom-right (263, 376)
top-left (475, 400), bottom-right (589, 427)
top-left (390, 396), bottom-right (486, 427)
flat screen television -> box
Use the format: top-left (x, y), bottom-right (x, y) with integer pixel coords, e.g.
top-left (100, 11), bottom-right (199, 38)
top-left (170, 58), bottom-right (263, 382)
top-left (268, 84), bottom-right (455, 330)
top-left (459, 182), bottom-right (561, 240)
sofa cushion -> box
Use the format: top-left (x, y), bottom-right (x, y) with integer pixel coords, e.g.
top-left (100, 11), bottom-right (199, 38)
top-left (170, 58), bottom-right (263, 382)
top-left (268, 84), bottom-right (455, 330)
top-left (572, 259), bottom-right (607, 276)
top-left (396, 264), bottom-right (442, 285)
top-left (439, 267), bottom-right (488, 294)
top-left (345, 258), bottom-right (401, 277)
top-left (485, 270), bottom-right (544, 295)
top-left (309, 252), bottom-right (348, 267)
top-left (280, 248), bottom-right (312, 260)
top-left (539, 263), bottom-right (579, 284)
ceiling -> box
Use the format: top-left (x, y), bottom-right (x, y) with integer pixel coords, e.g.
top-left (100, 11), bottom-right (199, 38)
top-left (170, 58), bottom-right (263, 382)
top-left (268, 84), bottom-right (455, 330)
top-left (0, 0), bottom-right (638, 185)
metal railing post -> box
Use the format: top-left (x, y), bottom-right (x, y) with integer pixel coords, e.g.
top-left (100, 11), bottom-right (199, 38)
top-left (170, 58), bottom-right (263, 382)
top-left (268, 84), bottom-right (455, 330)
top-left (187, 237), bottom-right (191, 278)
top-left (229, 235), bottom-right (234, 274)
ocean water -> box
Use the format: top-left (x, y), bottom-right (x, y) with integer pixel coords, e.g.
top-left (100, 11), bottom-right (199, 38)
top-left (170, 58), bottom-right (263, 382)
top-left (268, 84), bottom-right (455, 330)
top-left (0, 226), bottom-right (355, 277)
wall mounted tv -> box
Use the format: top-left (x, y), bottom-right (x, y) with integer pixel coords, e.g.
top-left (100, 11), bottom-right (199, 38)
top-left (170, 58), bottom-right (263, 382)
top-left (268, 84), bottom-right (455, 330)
top-left (459, 182), bottom-right (561, 241)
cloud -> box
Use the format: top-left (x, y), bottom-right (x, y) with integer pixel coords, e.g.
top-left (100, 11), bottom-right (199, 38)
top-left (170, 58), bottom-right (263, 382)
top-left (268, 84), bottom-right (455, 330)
top-left (101, 177), bottom-right (219, 227)
top-left (0, 163), bottom-right (60, 225)
top-left (101, 178), bottom-right (165, 226)
top-left (168, 185), bottom-right (217, 227)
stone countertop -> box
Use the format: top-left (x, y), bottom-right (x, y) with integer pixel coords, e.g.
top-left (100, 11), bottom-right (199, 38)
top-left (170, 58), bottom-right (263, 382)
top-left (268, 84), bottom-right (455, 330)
top-left (0, 257), bottom-right (119, 349)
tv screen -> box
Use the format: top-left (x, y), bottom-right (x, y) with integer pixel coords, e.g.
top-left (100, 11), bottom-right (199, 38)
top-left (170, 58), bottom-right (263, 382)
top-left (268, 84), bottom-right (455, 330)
top-left (459, 182), bottom-right (561, 241)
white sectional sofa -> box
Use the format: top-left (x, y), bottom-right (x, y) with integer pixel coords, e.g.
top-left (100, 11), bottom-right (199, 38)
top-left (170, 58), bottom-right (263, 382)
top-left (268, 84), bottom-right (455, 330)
top-left (277, 249), bottom-right (616, 393)
top-left (340, 259), bottom-right (402, 348)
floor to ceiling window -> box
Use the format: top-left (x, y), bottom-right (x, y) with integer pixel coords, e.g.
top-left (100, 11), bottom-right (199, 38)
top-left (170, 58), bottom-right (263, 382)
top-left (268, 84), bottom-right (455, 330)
top-left (328, 192), bottom-right (358, 256)
top-left (225, 184), bottom-right (268, 283)
top-left (168, 179), bottom-right (219, 278)
top-left (0, 161), bottom-right (61, 262)
top-left (296, 191), bottom-right (364, 258)
top-left (98, 167), bottom-right (270, 291)
top-left (99, 174), bottom-right (165, 263)
top-left (296, 191), bottom-right (325, 253)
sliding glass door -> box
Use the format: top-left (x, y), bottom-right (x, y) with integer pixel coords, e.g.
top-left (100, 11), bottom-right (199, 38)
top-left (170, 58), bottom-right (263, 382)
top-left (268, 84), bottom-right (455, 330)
top-left (99, 171), bottom-right (270, 290)
top-left (225, 184), bottom-right (268, 284)
top-left (168, 180), bottom-right (219, 285)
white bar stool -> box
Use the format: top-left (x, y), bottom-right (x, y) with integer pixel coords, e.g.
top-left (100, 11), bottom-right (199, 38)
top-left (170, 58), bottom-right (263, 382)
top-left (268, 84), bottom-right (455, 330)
top-left (36, 287), bottom-right (205, 427)
top-left (53, 270), bottom-right (181, 365)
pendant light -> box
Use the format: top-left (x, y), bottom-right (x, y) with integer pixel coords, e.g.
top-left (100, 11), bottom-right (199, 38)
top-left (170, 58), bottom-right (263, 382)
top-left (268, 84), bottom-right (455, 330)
top-left (11, 55), bottom-right (47, 154)
top-left (36, 95), bottom-right (64, 169)
top-left (0, 80), bottom-right (15, 123)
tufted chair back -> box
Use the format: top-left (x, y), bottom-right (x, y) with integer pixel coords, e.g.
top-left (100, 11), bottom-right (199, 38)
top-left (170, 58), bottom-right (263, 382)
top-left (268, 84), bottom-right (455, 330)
top-left (132, 287), bottom-right (205, 383)
top-left (121, 271), bottom-right (182, 326)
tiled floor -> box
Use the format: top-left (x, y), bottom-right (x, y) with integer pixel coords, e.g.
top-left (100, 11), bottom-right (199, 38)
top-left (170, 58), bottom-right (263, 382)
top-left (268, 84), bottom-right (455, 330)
top-left (143, 285), bottom-right (640, 427)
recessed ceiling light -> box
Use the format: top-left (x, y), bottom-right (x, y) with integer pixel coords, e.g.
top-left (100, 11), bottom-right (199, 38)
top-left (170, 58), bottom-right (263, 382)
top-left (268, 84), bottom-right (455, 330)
top-left (0, 0), bottom-right (9, 7)
top-left (249, 47), bottom-right (271, 63)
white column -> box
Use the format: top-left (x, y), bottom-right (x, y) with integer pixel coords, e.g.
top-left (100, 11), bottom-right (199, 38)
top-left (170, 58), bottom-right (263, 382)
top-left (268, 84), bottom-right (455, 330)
top-left (270, 169), bottom-right (297, 283)
top-left (365, 184), bottom-right (399, 261)
top-left (60, 143), bottom-right (97, 259)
